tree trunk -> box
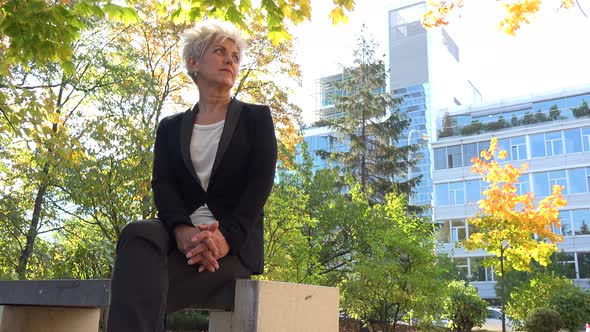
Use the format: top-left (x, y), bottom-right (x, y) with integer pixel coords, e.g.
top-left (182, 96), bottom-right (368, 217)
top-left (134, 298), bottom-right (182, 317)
top-left (16, 164), bottom-right (49, 279)
top-left (501, 248), bottom-right (506, 332)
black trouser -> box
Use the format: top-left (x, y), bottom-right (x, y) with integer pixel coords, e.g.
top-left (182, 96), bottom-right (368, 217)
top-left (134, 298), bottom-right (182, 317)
top-left (107, 219), bottom-right (252, 332)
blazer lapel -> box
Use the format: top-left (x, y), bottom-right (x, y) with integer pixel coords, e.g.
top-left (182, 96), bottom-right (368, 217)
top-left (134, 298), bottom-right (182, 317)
top-left (211, 98), bottom-right (243, 179)
top-left (179, 104), bottom-right (202, 186)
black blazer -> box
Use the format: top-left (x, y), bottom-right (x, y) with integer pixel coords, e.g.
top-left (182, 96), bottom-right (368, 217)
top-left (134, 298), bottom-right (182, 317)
top-left (151, 98), bottom-right (277, 274)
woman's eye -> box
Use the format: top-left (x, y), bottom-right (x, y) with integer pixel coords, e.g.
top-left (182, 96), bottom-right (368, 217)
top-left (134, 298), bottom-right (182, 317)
top-left (233, 55), bottom-right (240, 62)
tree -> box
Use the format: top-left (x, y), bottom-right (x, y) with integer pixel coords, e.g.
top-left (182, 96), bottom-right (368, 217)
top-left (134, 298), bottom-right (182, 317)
top-left (443, 280), bottom-right (488, 332)
top-left (234, 20), bottom-right (303, 168)
top-left (423, 0), bottom-right (579, 35)
top-left (0, 0), bottom-right (308, 280)
top-left (463, 137), bottom-right (568, 332)
top-left (57, 5), bottom-right (192, 247)
top-left (0, 0), bottom-right (356, 72)
top-left (322, 28), bottom-right (421, 204)
top-left (0, 20), bottom-right (133, 278)
top-left (259, 164), bottom-right (320, 284)
top-left (341, 189), bottom-right (447, 332)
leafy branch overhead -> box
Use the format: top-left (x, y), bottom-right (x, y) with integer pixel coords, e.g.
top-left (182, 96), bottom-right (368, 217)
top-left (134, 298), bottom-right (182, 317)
top-left (0, 0), bottom-right (356, 72)
top-left (423, 0), bottom-right (580, 35)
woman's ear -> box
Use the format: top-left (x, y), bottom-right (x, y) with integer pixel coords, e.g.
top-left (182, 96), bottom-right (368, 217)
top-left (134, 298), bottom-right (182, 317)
top-left (188, 56), bottom-right (199, 74)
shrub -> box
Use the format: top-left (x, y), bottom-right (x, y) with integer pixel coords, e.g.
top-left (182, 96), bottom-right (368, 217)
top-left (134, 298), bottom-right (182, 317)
top-left (443, 281), bottom-right (487, 332)
top-left (506, 273), bottom-right (571, 329)
top-left (534, 110), bottom-right (548, 123)
top-left (523, 308), bottom-right (562, 332)
top-left (522, 112), bottom-right (534, 125)
top-left (165, 310), bottom-right (208, 331)
top-left (550, 286), bottom-right (590, 332)
top-left (549, 105), bottom-right (560, 120)
top-left (572, 100), bottom-right (590, 118)
top-left (460, 121), bottom-right (483, 135)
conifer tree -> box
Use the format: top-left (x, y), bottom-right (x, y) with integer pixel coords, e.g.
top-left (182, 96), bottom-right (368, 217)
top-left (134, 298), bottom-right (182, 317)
top-left (322, 27), bottom-right (422, 204)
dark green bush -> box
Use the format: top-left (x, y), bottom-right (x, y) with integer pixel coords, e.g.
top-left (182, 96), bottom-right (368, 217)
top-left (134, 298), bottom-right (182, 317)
top-left (460, 121), bottom-right (483, 135)
top-left (550, 286), bottom-right (590, 332)
top-left (165, 310), bottom-right (208, 331)
top-left (572, 101), bottom-right (590, 118)
top-left (549, 105), bottom-right (560, 120)
top-left (523, 308), bottom-right (562, 332)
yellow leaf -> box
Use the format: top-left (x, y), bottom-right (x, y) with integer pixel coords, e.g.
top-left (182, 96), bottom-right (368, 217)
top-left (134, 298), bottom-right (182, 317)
top-left (329, 7), bottom-right (349, 25)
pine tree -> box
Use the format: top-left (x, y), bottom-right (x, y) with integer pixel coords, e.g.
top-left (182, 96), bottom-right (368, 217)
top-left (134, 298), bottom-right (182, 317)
top-left (322, 27), bottom-right (422, 204)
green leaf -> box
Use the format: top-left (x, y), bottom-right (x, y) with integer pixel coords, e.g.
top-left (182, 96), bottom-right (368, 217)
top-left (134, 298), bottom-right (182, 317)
top-left (61, 61), bottom-right (75, 76)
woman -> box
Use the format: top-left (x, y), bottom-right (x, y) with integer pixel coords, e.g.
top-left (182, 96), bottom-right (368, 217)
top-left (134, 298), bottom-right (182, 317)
top-left (107, 20), bottom-right (277, 331)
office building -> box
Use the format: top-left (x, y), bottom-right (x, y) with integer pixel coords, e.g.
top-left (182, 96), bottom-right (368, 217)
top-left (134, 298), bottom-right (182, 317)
top-left (432, 87), bottom-right (590, 298)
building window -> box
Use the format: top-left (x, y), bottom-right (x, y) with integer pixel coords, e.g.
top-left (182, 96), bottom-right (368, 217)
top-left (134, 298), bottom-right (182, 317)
top-left (532, 172), bottom-right (550, 197)
top-left (436, 182), bottom-right (466, 206)
top-left (545, 131), bottom-right (564, 156)
top-left (478, 140), bottom-right (490, 156)
top-left (497, 138), bottom-right (511, 161)
top-left (556, 253), bottom-right (576, 279)
top-left (434, 148), bottom-right (447, 170)
top-left (451, 219), bottom-right (467, 243)
top-left (449, 182), bottom-right (465, 205)
top-left (583, 127), bottom-right (590, 152)
top-left (548, 170), bottom-right (567, 192)
top-left (510, 136), bottom-right (527, 160)
top-left (436, 183), bottom-right (449, 206)
top-left (470, 257), bottom-right (494, 282)
top-left (447, 145), bottom-right (462, 168)
top-left (531, 133), bottom-right (546, 157)
top-left (516, 174), bottom-right (530, 196)
top-left (573, 209), bottom-right (590, 236)
top-left (569, 168), bottom-right (588, 194)
top-left (437, 221), bottom-right (451, 243)
top-left (454, 258), bottom-right (469, 280)
top-left (577, 252), bottom-right (590, 278)
top-left (465, 180), bottom-right (482, 204)
top-left (462, 143), bottom-right (478, 166)
top-left (565, 128), bottom-right (583, 153)
top-left (559, 211), bottom-right (572, 237)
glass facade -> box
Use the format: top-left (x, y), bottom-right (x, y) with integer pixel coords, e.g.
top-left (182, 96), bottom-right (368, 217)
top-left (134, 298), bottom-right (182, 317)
top-left (394, 84), bottom-right (432, 211)
top-left (301, 132), bottom-right (348, 171)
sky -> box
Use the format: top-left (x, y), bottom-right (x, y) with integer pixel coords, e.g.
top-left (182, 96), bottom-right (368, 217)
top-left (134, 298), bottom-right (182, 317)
top-left (290, 0), bottom-right (590, 124)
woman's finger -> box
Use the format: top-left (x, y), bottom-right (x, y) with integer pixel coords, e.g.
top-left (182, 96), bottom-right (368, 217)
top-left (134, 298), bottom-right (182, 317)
top-left (185, 243), bottom-right (207, 259)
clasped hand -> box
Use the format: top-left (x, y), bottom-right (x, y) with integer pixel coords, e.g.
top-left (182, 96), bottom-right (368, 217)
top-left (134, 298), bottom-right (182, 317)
top-left (173, 221), bottom-right (229, 272)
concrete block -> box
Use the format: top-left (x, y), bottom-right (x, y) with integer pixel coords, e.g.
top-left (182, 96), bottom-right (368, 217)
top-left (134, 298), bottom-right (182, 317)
top-left (0, 305), bottom-right (100, 332)
top-left (209, 279), bottom-right (339, 332)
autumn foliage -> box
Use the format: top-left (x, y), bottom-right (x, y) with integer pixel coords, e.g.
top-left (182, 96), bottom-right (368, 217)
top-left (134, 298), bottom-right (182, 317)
top-left (423, 0), bottom-right (576, 35)
top-left (463, 137), bottom-right (568, 271)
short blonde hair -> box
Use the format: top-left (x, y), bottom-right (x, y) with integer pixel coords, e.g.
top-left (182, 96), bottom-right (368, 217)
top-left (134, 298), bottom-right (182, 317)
top-left (181, 20), bottom-right (248, 83)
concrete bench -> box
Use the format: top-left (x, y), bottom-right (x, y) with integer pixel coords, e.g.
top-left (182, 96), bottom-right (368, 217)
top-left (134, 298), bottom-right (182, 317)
top-left (0, 279), bottom-right (339, 332)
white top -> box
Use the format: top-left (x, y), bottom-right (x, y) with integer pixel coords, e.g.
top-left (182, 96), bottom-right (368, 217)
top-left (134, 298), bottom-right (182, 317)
top-left (189, 120), bottom-right (225, 225)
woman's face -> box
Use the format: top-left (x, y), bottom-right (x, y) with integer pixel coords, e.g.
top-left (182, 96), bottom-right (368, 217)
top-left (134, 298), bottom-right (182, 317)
top-left (190, 38), bottom-right (241, 90)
